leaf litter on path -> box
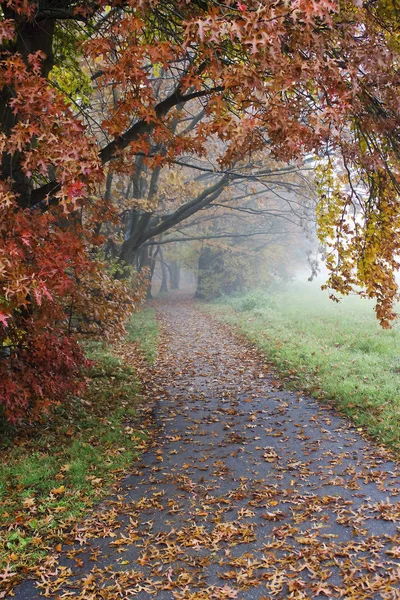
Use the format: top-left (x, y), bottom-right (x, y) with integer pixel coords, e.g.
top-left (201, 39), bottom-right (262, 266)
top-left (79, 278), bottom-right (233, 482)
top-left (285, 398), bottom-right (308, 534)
top-left (5, 297), bottom-right (400, 599)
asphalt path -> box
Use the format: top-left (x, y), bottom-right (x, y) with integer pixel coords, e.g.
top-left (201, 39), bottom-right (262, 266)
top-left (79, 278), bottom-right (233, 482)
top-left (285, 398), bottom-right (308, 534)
top-left (10, 300), bottom-right (400, 599)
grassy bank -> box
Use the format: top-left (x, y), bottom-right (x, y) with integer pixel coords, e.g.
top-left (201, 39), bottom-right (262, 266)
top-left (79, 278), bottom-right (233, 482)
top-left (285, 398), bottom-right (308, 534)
top-left (0, 308), bottom-right (158, 585)
top-left (208, 284), bottom-right (400, 450)
top-left (126, 307), bottom-right (159, 363)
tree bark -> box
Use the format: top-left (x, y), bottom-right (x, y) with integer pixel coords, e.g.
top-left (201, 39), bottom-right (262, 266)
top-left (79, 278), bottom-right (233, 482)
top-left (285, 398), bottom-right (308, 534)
top-left (169, 260), bottom-right (180, 290)
top-left (195, 247), bottom-right (215, 299)
top-left (159, 249), bottom-right (169, 294)
top-left (1, 4), bottom-right (56, 207)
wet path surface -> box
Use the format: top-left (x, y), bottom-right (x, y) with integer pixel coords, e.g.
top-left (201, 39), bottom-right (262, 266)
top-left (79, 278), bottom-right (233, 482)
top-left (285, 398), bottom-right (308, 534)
top-left (11, 300), bottom-right (400, 599)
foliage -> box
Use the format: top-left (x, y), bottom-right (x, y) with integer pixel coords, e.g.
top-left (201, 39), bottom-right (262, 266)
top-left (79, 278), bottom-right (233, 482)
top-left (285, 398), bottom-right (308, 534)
top-left (51, 22), bottom-right (93, 105)
top-left (2, 0), bottom-right (400, 418)
top-left (0, 43), bottom-right (141, 423)
top-left (209, 283), bottom-right (400, 449)
top-left (0, 307), bottom-right (159, 583)
top-left (195, 240), bottom-right (303, 299)
top-left (196, 246), bottom-right (250, 299)
top-left (0, 195), bottom-right (141, 423)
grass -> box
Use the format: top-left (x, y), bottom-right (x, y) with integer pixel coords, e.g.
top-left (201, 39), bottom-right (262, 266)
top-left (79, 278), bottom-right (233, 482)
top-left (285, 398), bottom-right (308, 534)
top-left (126, 307), bottom-right (159, 364)
top-left (0, 308), bottom-right (158, 583)
top-left (208, 282), bottom-right (400, 451)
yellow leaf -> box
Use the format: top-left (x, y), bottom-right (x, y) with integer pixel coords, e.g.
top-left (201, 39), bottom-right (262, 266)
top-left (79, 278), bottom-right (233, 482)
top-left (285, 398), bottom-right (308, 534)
top-left (51, 485), bottom-right (66, 496)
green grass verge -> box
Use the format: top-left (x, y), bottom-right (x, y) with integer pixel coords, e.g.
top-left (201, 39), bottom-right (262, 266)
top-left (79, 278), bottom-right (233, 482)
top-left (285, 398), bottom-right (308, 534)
top-left (0, 308), bottom-right (158, 580)
top-left (208, 283), bottom-right (400, 451)
top-left (126, 307), bottom-right (158, 364)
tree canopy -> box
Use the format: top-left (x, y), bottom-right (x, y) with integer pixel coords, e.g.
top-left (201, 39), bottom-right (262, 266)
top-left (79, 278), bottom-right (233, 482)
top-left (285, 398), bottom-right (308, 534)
top-left (1, 0), bottom-right (400, 421)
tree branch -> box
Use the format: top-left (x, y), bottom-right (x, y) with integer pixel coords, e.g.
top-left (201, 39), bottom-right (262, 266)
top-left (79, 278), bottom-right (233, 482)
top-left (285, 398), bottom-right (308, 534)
top-left (99, 85), bottom-right (224, 164)
top-left (143, 229), bottom-right (290, 245)
top-left (142, 174), bottom-right (231, 243)
top-left (31, 83), bottom-right (225, 208)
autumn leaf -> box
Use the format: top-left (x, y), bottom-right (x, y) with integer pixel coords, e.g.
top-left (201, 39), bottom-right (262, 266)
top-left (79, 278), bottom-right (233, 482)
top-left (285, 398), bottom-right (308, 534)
top-left (50, 486), bottom-right (66, 496)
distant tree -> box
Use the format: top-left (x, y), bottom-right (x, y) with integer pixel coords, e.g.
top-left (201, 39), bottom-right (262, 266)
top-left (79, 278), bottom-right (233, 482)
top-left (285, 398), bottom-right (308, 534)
top-left (146, 181), bottom-right (313, 299)
top-left (106, 145), bottom-right (314, 270)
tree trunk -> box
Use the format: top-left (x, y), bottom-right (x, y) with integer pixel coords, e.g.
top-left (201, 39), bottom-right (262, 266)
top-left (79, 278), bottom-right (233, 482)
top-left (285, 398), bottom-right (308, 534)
top-left (136, 245), bottom-right (159, 298)
top-left (1, 7), bottom-right (56, 207)
top-left (169, 260), bottom-right (180, 289)
top-left (195, 247), bottom-right (213, 299)
top-left (159, 249), bottom-right (169, 294)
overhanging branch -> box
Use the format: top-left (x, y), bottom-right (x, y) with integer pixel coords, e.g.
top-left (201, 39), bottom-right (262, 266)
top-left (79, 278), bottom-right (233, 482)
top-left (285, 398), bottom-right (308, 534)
top-left (31, 83), bottom-right (225, 208)
top-left (143, 229), bottom-right (291, 245)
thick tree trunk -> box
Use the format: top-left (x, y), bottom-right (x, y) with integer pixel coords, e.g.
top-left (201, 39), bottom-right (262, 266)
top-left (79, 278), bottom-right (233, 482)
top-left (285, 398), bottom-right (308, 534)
top-left (118, 162), bottom-right (163, 268)
top-left (119, 212), bottom-right (152, 266)
top-left (195, 247), bottom-right (214, 299)
top-left (1, 6), bottom-right (56, 207)
top-left (169, 260), bottom-right (180, 290)
top-left (160, 265), bottom-right (168, 294)
top-left (159, 249), bottom-right (169, 294)
top-left (136, 245), bottom-right (159, 298)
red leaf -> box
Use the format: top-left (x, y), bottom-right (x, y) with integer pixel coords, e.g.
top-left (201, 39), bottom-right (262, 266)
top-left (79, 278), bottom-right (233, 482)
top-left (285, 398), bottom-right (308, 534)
top-left (0, 312), bottom-right (9, 327)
